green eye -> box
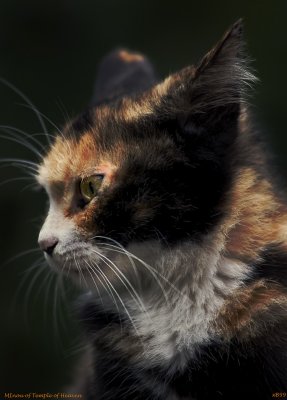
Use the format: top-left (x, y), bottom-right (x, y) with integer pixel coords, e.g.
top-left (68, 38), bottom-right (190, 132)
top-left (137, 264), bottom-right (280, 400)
top-left (80, 175), bottom-right (104, 202)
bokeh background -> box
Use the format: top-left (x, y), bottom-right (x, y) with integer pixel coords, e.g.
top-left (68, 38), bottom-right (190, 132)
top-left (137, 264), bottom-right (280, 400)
top-left (1, 0), bottom-right (287, 392)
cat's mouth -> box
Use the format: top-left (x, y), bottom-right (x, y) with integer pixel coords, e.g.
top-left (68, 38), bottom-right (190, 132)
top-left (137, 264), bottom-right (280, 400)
top-left (43, 240), bottom-right (138, 291)
top-left (40, 229), bottom-right (161, 294)
top-left (44, 242), bottom-right (104, 270)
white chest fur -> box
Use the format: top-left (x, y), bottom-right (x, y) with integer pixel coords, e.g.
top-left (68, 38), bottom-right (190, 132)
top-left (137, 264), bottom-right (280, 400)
top-left (124, 241), bottom-right (248, 371)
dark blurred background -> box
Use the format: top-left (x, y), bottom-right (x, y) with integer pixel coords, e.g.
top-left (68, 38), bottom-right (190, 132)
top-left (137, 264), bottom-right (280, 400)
top-left (0, 0), bottom-right (287, 392)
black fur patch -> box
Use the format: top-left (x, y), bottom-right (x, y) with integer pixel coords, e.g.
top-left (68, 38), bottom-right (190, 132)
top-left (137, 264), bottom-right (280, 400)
top-left (254, 244), bottom-right (287, 286)
top-left (168, 331), bottom-right (287, 399)
top-left (80, 300), bottom-right (124, 332)
top-left (68, 108), bottom-right (94, 137)
top-left (89, 324), bottom-right (287, 399)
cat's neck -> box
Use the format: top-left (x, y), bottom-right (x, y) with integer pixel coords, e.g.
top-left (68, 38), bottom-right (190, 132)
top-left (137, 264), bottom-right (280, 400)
top-left (84, 234), bottom-right (248, 370)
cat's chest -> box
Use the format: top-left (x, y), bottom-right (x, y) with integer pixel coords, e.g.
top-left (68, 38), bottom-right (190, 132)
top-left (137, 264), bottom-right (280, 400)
top-left (88, 256), bottom-right (248, 370)
top-left (129, 295), bottom-right (217, 367)
top-left (129, 257), bottom-right (247, 365)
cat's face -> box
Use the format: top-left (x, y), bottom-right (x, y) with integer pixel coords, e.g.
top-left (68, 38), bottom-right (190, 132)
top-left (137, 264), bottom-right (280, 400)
top-left (37, 103), bottom-right (200, 290)
top-left (37, 21), bottom-right (254, 292)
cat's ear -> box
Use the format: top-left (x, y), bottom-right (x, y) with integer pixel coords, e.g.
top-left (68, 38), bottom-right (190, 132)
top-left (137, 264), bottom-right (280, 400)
top-left (154, 19), bottom-right (256, 140)
top-left (91, 49), bottom-right (157, 106)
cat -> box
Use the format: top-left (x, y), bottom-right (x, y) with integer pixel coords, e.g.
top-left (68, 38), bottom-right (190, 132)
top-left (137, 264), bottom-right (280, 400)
top-left (37, 19), bottom-right (287, 399)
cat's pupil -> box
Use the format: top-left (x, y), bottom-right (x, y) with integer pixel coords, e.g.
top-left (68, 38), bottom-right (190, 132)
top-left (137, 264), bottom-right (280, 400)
top-left (89, 181), bottom-right (94, 194)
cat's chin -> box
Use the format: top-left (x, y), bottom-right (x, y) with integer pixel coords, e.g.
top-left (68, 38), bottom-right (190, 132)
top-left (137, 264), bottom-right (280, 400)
top-left (44, 238), bottom-right (164, 294)
top-left (42, 245), bottom-right (133, 293)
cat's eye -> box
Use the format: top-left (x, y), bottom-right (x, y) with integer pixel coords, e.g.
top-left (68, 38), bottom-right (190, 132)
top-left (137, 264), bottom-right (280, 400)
top-left (80, 175), bottom-right (104, 202)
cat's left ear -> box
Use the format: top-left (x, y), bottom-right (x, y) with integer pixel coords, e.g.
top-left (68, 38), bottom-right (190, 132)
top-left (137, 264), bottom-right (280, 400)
top-left (154, 19), bottom-right (256, 141)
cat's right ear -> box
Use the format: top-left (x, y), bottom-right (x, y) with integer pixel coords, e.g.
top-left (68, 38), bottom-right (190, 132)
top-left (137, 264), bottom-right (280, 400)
top-left (153, 19), bottom-right (256, 143)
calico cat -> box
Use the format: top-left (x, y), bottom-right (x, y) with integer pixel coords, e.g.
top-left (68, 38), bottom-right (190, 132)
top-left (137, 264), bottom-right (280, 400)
top-left (37, 20), bottom-right (287, 399)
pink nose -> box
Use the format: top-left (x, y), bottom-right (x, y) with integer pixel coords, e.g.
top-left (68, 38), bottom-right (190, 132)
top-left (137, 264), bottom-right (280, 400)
top-left (38, 236), bottom-right (58, 255)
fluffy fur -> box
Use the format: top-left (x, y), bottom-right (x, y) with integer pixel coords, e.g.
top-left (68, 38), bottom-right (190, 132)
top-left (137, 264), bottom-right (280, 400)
top-left (37, 20), bottom-right (287, 399)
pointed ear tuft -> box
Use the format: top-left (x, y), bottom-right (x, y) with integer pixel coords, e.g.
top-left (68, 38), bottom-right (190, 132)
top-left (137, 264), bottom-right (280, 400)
top-left (154, 19), bottom-right (257, 121)
top-left (196, 18), bottom-right (244, 75)
top-left (193, 18), bottom-right (256, 110)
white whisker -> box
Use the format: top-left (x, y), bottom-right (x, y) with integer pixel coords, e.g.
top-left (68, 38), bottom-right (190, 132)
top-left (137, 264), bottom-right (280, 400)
top-left (95, 235), bottom-right (141, 286)
top-left (85, 260), bottom-right (122, 323)
top-left (0, 125), bottom-right (46, 152)
top-left (43, 272), bottom-right (56, 332)
top-left (0, 78), bottom-right (50, 144)
top-left (73, 252), bottom-right (88, 289)
top-left (2, 247), bottom-right (41, 267)
top-left (19, 103), bottom-right (63, 139)
top-left (95, 241), bottom-right (171, 305)
top-left (52, 274), bottom-right (62, 350)
top-left (0, 176), bottom-right (34, 188)
top-left (21, 181), bottom-right (39, 192)
top-left (90, 248), bottom-right (149, 317)
top-left (22, 261), bottom-right (48, 332)
top-left (91, 263), bottom-right (141, 339)
top-left (83, 260), bottom-right (104, 304)
top-left (0, 130), bottom-right (43, 158)
top-left (10, 256), bottom-right (44, 317)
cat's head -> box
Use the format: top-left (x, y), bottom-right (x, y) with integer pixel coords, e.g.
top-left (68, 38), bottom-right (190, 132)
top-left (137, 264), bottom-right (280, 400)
top-left (37, 20), bottom-right (255, 293)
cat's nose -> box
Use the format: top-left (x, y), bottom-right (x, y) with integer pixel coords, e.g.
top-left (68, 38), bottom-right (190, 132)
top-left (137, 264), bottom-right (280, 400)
top-left (38, 236), bottom-right (59, 255)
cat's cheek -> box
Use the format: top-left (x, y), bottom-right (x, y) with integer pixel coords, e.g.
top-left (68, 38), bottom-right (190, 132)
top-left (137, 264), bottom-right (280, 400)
top-left (39, 215), bottom-right (75, 248)
top-left (72, 203), bottom-right (98, 238)
top-left (38, 202), bottom-right (84, 263)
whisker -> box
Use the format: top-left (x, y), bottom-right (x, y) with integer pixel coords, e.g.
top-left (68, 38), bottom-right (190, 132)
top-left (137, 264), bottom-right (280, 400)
top-left (0, 78), bottom-right (50, 144)
top-left (73, 252), bottom-right (88, 289)
top-left (0, 133), bottom-right (41, 159)
top-left (51, 274), bottom-right (63, 351)
top-left (50, 271), bottom-right (73, 354)
top-left (23, 261), bottom-right (48, 332)
top-left (2, 247), bottom-right (41, 267)
top-left (91, 263), bottom-right (141, 339)
top-left (53, 273), bottom-right (72, 353)
top-left (94, 235), bottom-right (141, 286)
top-left (17, 258), bottom-right (43, 277)
top-left (31, 132), bottom-right (56, 141)
top-left (0, 176), bottom-right (34, 188)
top-left (18, 103), bottom-right (63, 138)
top-left (21, 181), bottom-right (39, 192)
top-left (85, 260), bottom-right (121, 321)
top-left (95, 241), bottom-right (170, 305)
top-left (0, 163), bottom-right (37, 178)
top-left (90, 248), bottom-right (149, 317)
top-left (0, 125), bottom-right (46, 152)
top-left (43, 271), bottom-right (57, 333)
top-left (0, 158), bottom-right (39, 174)
top-left (0, 130), bottom-right (43, 159)
top-left (11, 256), bottom-right (44, 316)
top-left (83, 261), bottom-right (106, 310)
top-left (83, 260), bottom-right (104, 302)
top-left (58, 258), bottom-right (70, 306)
top-left (35, 266), bottom-right (56, 332)
top-left (63, 338), bottom-right (90, 359)
top-left (101, 242), bottom-right (191, 306)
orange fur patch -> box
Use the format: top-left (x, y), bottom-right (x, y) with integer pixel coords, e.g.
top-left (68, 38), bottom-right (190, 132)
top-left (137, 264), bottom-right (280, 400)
top-left (38, 133), bottom-right (97, 184)
top-left (37, 129), bottom-right (122, 233)
top-left (118, 50), bottom-right (144, 63)
top-left (38, 131), bottom-right (120, 187)
top-left (222, 167), bottom-right (287, 260)
top-left (215, 280), bottom-right (287, 339)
